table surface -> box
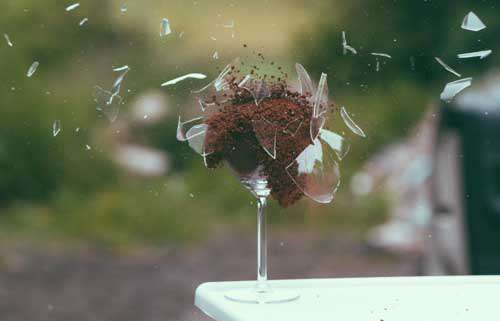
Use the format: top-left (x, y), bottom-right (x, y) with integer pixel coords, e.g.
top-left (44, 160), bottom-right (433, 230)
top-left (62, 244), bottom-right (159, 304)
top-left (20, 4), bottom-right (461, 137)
top-left (195, 276), bottom-right (500, 321)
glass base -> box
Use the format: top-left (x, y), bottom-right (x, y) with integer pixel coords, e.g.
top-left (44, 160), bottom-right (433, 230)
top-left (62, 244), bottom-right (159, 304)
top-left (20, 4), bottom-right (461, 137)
top-left (224, 287), bottom-right (300, 304)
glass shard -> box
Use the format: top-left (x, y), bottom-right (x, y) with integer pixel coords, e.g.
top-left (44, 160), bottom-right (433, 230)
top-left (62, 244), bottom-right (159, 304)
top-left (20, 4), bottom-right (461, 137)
top-left (113, 65), bottom-right (129, 72)
top-left (375, 59), bottom-right (380, 72)
top-left (283, 117), bottom-right (303, 136)
top-left (440, 77), bottom-right (472, 102)
top-left (85, 144), bottom-right (91, 150)
top-left (342, 31), bottom-right (357, 55)
top-left (120, 4), bottom-right (128, 13)
top-left (461, 11), bottom-right (486, 32)
top-left (457, 50), bottom-right (492, 59)
top-left (310, 72), bottom-right (328, 141)
top-left (112, 68), bottom-right (129, 97)
top-left (161, 73), bottom-right (207, 87)
top-left (186, 124), bottom-right (208, 155)
top-left (93, 85), bottom-right (122, 122)
top-left (53, 120), bottom-right (61, 137)
top-left (65, 3), bottom-right (80, 11)
top-left (286, 138), bottom-right (341, 204)
top-left (434, 57), bottom-right (461, 78)
top-left (192, 61), bottom-right (234, 112)
top-left (319, 128), bottom-right (350, 160)
top-left (176, 116), bottom-right (204, 141)
top-left (160, 18), bottom-right (172, 37)
top-left (27, 61), bottom-right (39, 77)
top-left (238, 77), bottom-right (271, 105)
top-left (212, 51), bottom-right (219, 60)
top-left (312, 72), bottom-right (328, 118)
top-left (253, 118), bottom-right (277, 159)
top-left (340, 106), bottom-right (366, 138)
top-left (310, 113), bottom-right (326, 142)
top-left (371, 52), bottom-right (392, 59)
top-left (295, 63), bottom-right (315, 97)
top-left (79, 18), bottom-right (88, 26)
top-left (4, 33), bottom-right (13, 47)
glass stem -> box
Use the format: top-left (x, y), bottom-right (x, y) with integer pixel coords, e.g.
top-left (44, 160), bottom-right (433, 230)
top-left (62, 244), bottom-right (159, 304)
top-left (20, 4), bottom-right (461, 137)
top-left (257, 196), bottom-right (268, 291)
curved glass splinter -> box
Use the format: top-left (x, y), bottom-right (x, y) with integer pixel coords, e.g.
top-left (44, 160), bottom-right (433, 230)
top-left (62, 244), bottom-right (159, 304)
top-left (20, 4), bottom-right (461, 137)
top-left (286, 138), bottom-right (340, 204)
top-left (310, 72), bottom-right (329, 141)
top-left (295, 63), bottom-right (315, 97)
top-left (253, 118), bottom-right (277, 159)
top-left (340, 106), bottom-right (366, 138)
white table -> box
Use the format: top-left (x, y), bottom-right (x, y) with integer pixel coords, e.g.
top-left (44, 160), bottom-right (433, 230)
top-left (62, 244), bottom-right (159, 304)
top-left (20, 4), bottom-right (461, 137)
top-left (195, 276), bottom-right (500, 321)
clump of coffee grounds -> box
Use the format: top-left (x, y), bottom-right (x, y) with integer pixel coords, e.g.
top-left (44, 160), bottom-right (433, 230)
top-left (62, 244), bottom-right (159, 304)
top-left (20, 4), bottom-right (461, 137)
top-left (204, 84), bottom-right (315, 208)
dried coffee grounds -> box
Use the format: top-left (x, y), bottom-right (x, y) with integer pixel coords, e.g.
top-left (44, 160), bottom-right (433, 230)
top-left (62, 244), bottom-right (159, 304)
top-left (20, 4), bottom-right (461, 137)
top-left (203, 86), bottom-right (315, 207)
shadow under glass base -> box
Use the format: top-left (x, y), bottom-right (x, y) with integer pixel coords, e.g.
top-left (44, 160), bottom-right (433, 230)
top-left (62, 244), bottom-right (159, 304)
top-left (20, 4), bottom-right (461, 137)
top-left (224, 287), bottom-right (300, 304)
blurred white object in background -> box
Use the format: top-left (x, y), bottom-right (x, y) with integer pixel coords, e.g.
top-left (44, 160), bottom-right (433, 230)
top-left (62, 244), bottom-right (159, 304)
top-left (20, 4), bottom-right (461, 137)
top-left (130, 91), bottom-right (170, 123)
top-left (114, 144), bottom-right (169, 176)
top-left (351, 108), bottom-right (437, 255)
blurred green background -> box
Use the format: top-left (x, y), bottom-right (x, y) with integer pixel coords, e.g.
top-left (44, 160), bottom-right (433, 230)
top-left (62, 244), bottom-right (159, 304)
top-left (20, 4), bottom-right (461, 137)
top-left (0, 0), bottom-right (498, 248)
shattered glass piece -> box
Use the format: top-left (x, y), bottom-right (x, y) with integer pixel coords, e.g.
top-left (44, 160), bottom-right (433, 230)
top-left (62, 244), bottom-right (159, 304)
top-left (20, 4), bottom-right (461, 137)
top-left (85, 144), bottom-right (91, 150)
top-left (340, 106), bottom-right (366, 138)
top-left (212, 51), bottom-right (219, 60)
top-left (223, 20), bottom-right (235, 28)
top-left (210, 36), bottom-right (217, 41)
top-left (310, 115), bottom-right (326, 142)
top-left (457, 50), bottom-right (492, 59)
top-left (53, 120), bottom-right (61, 137)
top-left (4, 33), bottom-right (13, 47)
top-left (65, 3), bottom-right (80, 11)
top-left (112, 68), bottom-right (129, 97)
top-left (286, 138), bottom-right (341, 204)
top-left (176, 116), bottom-right (204, 141)
top-left (312, 72), bottom-right (328, 118)
top-left (93, 85), bottom-right (122, 122)
top-left (319, 128), bottom-right (350, 160)
top-left (179, 31), bottom-right (185, 38)
top-left (161, 73), bottom-right (207, 87)
top-left (79, 17), bottom-right (88, 26)
top-left (371, 52), bottom-right (392, 59)
top-left (160, 18), bottom-right (172, 37)
top-left (27, 61), bottom-right (39, 77)
top-left (295, 63), bottom-right (315, 97)
top-left (342, 31), bottom-right (357, 55)
top-left (440, 77), bottom-right (472, 102)
top-left (434, 57), bottom-right (461, 78)
top-left (120, 3), bottom-right (128, 13)
top-left (375, 59), bottom-right (380, 72)
top-left (113, 65), bottom-right (129, 72)
top-left (253, 118), bottom-right (277, 159)
top-left (238, 77), bottom-right (271, 105)
top-left (283, 117), bottom-right (303, 136)
top-left (461, 11), bottom-right (486, 32)
top-left (186, 124), bottom-right (208, 155)
top-left (191, 61), bottom-right (234, 112)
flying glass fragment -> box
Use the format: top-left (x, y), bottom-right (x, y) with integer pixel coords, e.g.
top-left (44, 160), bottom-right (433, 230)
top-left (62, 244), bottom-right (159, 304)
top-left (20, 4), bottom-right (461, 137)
top-left (440, 78), bottom-right (472, 102)
top-left (27, 61), bottom-right (39, 77)
top-left (461, 11), bottom-right (486, 31)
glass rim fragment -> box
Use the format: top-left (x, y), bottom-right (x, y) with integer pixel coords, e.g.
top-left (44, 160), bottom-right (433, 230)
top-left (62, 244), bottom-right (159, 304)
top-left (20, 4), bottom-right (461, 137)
top-left (4, 33), bottom-right (13, 47)
top-left (161, 73), bottom-right (207, 87)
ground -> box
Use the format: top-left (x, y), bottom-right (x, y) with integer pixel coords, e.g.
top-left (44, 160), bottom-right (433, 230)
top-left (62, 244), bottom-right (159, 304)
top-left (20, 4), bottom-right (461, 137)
top-left (0, 228), bottom-right (417, 321)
